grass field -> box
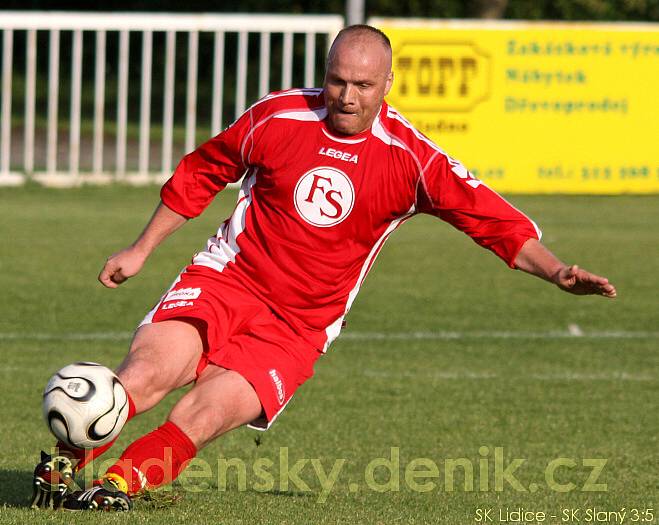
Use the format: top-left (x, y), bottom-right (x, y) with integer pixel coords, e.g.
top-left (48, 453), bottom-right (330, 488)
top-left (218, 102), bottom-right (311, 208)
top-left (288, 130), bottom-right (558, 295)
top-left (0, 185), bottom-right (657, 524)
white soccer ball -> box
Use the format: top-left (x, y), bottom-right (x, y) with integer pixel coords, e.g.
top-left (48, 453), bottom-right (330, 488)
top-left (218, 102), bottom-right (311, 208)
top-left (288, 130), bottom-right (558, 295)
top-left (42, 362), bottom-right (129, 449)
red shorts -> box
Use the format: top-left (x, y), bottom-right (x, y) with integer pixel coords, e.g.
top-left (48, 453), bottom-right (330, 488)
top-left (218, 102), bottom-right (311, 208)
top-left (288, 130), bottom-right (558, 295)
top-left (140, 264), bottom-right (322, 430)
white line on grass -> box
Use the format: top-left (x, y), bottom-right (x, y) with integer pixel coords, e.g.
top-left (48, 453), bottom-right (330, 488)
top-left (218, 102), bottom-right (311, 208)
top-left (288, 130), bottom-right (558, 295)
top-left (0, 332), bottom-right (133, 341)
top-left (1, 329), bottom-right (658, 342)
top-left (341, 330), bottom-right (659, 340)
top-left (363, 369), bottom-right (655, 382)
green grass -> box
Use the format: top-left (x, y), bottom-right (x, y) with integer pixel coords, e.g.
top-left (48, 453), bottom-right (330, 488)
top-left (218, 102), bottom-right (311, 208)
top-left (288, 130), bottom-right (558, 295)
top-left (11, 113), bottom-right (217, 147)
top-left (0, 186), bottom-right (657, 524)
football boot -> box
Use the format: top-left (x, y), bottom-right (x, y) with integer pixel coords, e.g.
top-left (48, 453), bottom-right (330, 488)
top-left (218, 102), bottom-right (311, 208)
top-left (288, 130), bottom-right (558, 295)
top-left (30, 450), bottom-right (78, 509)
top-left (61, 473), bottom-right (132, 512)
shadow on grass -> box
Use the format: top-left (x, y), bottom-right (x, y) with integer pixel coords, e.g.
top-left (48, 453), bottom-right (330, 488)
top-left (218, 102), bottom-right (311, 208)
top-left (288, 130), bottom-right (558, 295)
top-left (0, 469), bottom-right (33, 508)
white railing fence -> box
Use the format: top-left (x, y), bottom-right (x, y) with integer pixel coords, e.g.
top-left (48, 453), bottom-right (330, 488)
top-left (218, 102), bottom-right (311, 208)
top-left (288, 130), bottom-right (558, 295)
top-left (0, 12), bottom-right (343, 186)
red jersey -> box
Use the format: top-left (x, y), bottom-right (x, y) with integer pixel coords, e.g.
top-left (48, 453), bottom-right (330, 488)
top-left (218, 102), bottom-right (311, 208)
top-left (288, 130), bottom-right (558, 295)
top-left (161, 88), bottom-right (541, 351)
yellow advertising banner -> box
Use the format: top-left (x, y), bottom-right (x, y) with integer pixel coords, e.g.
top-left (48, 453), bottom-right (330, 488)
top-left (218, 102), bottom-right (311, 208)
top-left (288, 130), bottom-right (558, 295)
top-left (370, 19), bottom-right (659, 193)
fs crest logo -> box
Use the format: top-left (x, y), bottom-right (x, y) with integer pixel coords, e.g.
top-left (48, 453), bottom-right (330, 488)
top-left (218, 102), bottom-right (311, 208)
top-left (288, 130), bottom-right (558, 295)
top-left (294, 167), bottom-right (355, 227)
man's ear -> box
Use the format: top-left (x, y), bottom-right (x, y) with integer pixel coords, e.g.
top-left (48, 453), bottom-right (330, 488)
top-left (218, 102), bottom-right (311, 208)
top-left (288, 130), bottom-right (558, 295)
top-left (384, 71), bottom-right (394, 96)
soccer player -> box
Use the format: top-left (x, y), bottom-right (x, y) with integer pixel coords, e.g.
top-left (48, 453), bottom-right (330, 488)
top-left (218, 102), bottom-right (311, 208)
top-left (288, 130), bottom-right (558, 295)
top-left (32, 24), bottom-right (616, 511)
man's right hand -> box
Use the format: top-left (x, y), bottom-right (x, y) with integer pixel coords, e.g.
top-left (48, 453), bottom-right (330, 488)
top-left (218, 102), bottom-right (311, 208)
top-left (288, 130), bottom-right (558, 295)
top-left (98, 246), bottom-right (148, 288)
top-left (98, 202), bottom-right (188, 289)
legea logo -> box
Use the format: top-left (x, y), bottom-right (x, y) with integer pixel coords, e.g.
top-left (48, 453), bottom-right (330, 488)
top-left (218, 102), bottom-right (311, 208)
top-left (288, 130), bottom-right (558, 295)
top-left (294, 167), bottom-right (355, 227)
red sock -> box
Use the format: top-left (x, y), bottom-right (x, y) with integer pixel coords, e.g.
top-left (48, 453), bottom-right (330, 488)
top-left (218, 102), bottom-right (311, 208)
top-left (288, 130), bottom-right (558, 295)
top-left (56, 391), bottom-right (136, 471)
top-left (106, 421), bottom-right (197, 495)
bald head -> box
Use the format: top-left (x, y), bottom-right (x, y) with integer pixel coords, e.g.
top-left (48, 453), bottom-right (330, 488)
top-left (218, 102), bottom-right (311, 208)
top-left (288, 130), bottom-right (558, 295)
top-left (327, 25), bottom-right (392, 73)
top-left (323, 26), bottom-right (394, 135)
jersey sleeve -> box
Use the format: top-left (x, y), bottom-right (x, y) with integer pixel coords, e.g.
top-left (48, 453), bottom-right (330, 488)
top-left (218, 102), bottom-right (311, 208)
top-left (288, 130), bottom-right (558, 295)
top-left (417, 153), bottom-right (541, 268)
top-left (160, 108), bottom-right (256, 219)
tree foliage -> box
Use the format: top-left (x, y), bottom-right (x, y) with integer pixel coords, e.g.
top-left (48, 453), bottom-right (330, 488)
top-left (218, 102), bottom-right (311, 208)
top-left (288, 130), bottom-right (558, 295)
top-left (1, 0), bottom-right (658, 21)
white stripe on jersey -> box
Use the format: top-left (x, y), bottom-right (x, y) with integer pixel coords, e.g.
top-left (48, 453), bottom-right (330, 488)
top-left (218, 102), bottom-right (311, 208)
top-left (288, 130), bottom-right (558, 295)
top-left (371, 116), bottom-right (424, 175)
top-left (372, 115), bottom-right (430, 208)
top-left (323, 205), bottom-right (416, 352)
top-left (243, 88), bottom-right (323, 117)
top-left (193, 170), bottom-right (258, 271)
top-left (385, 106), bottom-right (481, 191)
top-left (384, 106), bottom-right (540, 235)
top-left (255, 88), bottom-right (322, 107)
top-left (371, 115), bottom-right (406, 149)
top-left (386, 106), bottom-right (442, 155)
top-left (273, 107), bottom-right (327, 122)
top-left (241, 107), bottom-right (326, 165)
top-left (235, 88), bottom-right (323, 165)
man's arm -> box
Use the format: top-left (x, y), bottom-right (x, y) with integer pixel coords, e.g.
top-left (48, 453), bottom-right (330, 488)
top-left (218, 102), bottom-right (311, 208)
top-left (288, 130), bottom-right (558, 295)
top-left (98, 202), bottom-right (187, 289)
top-left (514, 238), bottom-right (617, 298)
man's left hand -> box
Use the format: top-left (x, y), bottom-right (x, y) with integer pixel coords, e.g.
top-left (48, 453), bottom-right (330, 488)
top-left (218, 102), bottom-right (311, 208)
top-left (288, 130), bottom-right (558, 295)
top-left (552, 264), bottom-right (617, 298)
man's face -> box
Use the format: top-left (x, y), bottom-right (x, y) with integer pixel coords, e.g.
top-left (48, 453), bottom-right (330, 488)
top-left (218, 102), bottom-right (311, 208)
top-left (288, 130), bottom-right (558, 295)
top-left (323, 34), bottom-right (393, 136)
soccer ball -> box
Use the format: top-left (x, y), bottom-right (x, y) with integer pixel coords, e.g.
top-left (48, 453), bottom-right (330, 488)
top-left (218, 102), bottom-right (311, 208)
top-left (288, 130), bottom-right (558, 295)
top-left (42, 362), bottom-right (129, 449)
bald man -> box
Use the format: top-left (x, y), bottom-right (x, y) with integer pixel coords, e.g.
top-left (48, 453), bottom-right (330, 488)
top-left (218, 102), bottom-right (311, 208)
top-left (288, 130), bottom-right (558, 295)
top-left (32, 25), bottom-right (615, 512)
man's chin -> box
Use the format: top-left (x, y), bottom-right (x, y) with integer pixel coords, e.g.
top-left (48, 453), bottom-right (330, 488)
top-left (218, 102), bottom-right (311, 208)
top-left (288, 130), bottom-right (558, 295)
top-left (328, 117), bottom-right (365, 136)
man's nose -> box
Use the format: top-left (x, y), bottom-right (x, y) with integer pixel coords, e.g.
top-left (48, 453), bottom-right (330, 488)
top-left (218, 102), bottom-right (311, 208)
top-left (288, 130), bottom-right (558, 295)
top-left (340, 84), bottom-right (356, 106)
